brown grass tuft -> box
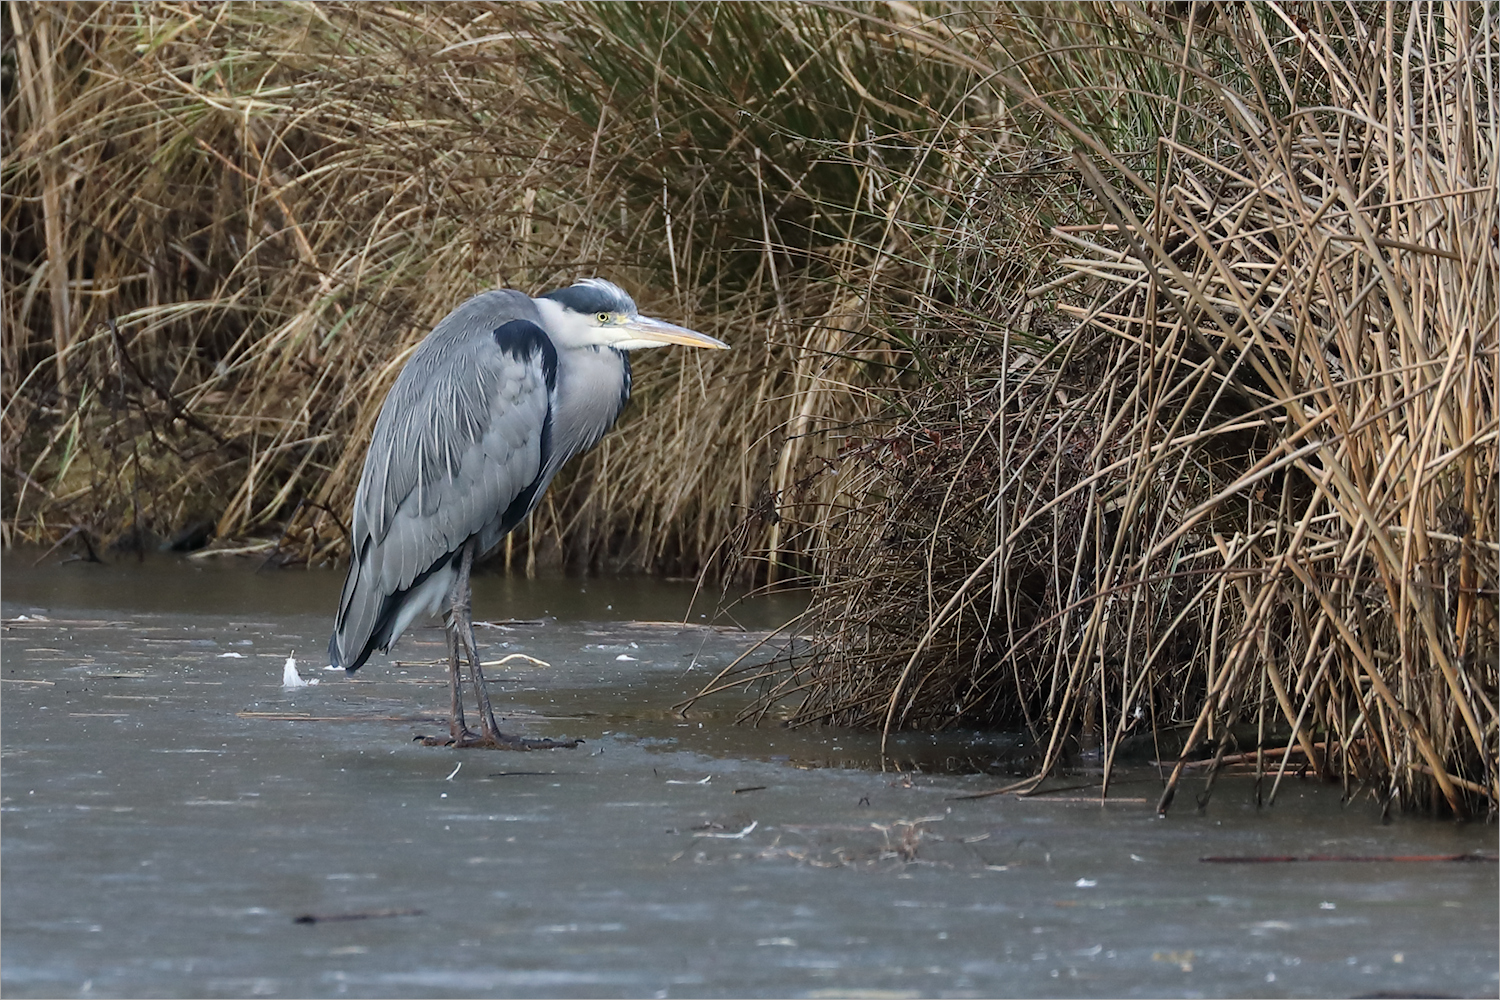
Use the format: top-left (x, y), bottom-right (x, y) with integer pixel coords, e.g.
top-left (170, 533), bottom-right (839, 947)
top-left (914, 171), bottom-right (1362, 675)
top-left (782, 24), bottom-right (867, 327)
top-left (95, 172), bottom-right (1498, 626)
top-left (2, 1), bottom-right (948, 573)
top-left (684, 3), bottom-right (1498, 816)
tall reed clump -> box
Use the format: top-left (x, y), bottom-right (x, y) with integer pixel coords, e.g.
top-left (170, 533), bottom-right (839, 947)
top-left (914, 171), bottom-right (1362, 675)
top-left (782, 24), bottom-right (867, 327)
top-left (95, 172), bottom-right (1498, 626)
top-left (689, 3), bottom-right (1498, 816)
top-left (1, 1), bottom-right (965, 575)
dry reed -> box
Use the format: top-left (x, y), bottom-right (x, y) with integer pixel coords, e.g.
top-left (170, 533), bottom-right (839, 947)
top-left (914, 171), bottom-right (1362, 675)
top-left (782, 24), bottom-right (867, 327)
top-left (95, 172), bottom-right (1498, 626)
top-left (685, 3), bottom-right (1499, 816)
top-left (2, 1), bottom-right (953, 574)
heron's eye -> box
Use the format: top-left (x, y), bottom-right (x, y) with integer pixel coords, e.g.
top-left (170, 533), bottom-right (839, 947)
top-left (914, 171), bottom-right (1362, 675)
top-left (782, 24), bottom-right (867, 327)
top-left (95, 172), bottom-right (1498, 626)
top-left (596, 312), bottom-right (611, 325)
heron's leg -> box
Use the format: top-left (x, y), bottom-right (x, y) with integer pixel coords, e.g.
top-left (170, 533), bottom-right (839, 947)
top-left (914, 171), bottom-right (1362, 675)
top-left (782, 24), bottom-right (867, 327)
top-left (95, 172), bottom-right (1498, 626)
top-left (453, 539), bottom-right (581, 752)
top-left (441, 604), bottom-right (469, 744)
top-left (441, 547), bottom-right (484, 744)
top-left (454, 543), bottom-right (504, 740)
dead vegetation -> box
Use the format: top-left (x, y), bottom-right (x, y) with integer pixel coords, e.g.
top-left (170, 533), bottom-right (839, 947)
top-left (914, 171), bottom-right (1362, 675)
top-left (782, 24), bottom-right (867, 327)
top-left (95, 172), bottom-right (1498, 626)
top-left (682, 3), bottom-right (1499, 816)
top-left (2, 1), bottom-right (949, 572)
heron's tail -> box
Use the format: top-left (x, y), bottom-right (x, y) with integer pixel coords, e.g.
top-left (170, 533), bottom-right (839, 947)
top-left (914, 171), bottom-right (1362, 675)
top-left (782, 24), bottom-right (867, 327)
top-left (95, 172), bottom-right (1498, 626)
top-left (329, 539), bottom-right (382, 673)
top-left (329, 541), bottom-right (459, 674)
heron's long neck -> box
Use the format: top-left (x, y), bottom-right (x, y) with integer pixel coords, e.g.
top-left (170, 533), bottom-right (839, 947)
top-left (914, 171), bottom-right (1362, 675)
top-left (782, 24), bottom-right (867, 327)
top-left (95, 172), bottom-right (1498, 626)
top-left (548, 344), bottom-right (630, 474)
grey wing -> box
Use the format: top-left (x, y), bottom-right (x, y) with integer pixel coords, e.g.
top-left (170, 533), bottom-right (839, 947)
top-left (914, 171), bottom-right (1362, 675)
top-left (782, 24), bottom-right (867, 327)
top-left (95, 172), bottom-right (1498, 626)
top-left (329, 291), bottom-right (557, 672)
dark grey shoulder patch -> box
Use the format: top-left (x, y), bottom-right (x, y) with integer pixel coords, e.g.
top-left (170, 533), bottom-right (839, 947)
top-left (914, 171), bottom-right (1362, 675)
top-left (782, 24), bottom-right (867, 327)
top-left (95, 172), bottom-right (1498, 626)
top-left (498, 402), bottom-right (554, 538)
top-left (492, 319), bottom-right (558, 392)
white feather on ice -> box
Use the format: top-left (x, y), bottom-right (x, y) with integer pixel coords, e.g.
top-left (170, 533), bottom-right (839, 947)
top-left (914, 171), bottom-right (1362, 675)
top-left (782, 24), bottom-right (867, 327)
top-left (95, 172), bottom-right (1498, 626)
top-left (282, 655), bottom-right (318, 688)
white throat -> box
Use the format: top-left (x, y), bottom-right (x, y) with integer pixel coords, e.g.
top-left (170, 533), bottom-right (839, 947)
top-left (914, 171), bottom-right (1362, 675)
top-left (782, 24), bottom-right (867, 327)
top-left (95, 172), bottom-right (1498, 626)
top-left (534, 297), bottom-right (600, 350)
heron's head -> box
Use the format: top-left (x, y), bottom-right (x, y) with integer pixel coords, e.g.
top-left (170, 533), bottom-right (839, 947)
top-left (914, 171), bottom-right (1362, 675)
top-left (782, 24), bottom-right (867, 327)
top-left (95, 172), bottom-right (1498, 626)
top-left (536, 278), bottom-right (729, 352)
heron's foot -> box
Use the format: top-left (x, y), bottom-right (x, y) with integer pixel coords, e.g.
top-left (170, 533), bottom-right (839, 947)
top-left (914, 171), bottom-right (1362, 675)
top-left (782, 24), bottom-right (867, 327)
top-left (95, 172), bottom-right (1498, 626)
top-left (477, 731), bottom-right (584, 751)
top-left (415, 724), bottom-right (486, 747)
top-left (416, 732), bottom-right (578, 750)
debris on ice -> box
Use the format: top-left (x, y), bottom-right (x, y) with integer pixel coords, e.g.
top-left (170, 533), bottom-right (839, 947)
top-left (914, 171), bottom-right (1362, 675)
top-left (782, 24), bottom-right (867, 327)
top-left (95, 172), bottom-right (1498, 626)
top-left (282, 655), bottom-right (318, 688)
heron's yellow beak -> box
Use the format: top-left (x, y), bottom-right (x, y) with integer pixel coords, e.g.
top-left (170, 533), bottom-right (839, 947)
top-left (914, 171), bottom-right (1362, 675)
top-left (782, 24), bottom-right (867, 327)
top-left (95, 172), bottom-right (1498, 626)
top-left (620, 315), bottom-right (730, 350)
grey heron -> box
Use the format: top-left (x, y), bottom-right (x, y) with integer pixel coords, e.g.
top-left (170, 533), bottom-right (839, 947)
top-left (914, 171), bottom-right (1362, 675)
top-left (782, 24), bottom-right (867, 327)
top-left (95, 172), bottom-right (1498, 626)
top-left (327, 279), bottom-right (728, 748)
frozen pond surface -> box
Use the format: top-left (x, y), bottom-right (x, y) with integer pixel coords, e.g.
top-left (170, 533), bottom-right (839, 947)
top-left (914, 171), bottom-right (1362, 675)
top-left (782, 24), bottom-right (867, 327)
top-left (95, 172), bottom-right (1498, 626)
top-left (2, 552), bottom-right (1496, 999)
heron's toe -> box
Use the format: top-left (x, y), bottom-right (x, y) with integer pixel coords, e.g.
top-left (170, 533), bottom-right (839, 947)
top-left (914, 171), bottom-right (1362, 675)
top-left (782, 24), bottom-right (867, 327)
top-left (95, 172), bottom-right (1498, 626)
top-left (483, 732), bottom-right (583, 751)
top-left (415, 727), bottom-right (486, 747)
top-left (518, 736), bottom-right (583, 751)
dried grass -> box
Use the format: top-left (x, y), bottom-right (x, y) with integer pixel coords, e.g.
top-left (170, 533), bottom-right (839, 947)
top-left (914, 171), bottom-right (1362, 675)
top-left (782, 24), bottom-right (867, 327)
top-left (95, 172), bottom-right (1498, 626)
top-left (685, 3), bottom-right (1499, 816)
top-left (2, 1), bottom-right (955, 573)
